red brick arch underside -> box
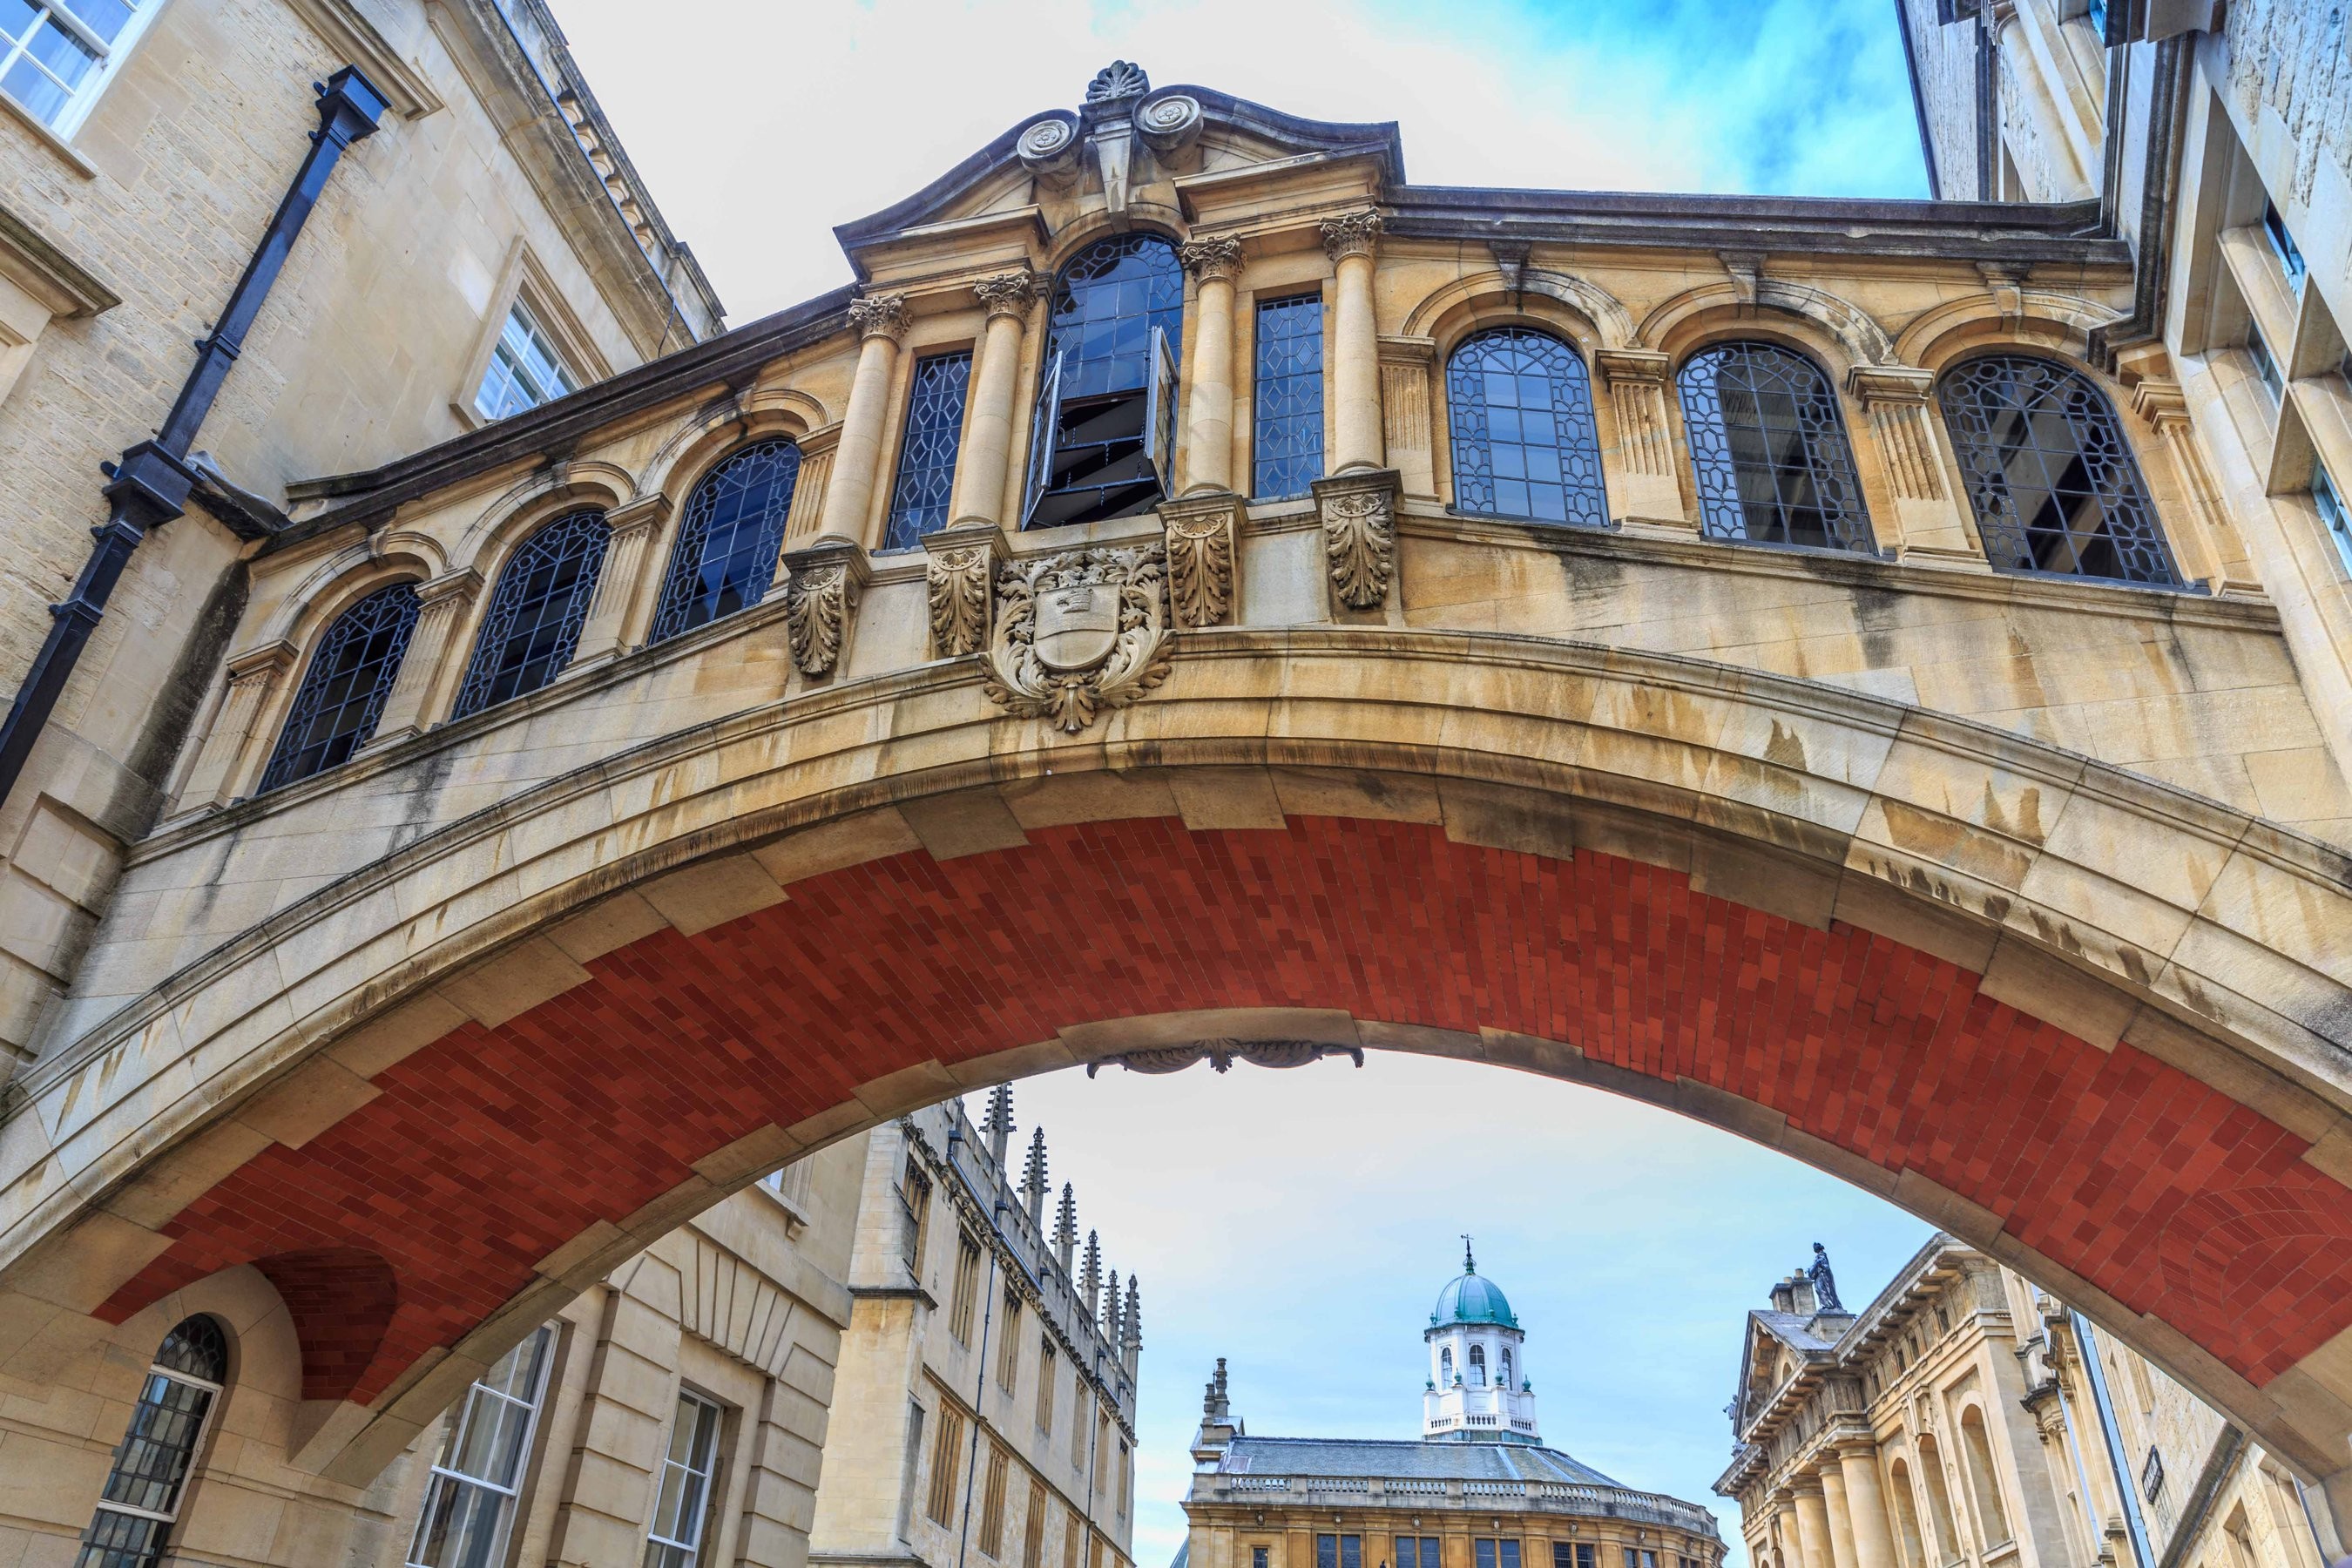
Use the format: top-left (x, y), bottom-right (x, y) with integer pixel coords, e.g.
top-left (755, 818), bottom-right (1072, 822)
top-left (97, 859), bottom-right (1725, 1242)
top-left (98, 815), bottom-right (2352, 1408)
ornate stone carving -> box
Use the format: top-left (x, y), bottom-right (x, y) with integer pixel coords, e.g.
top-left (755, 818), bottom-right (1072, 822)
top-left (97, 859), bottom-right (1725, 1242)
top-left (1086, 1039), bottom-right (1366, 1077)
top-left (1084, 60), bottom-right (1150, 102)
top-left (982, 544), bottom-right (1172, 732)
top-left (1159, 494), bottom-right (1241, 628)
top-left (847, 293), bottom-right (909, 343)
top-left (1017, 115), bottom-right (1081, 181)
top-left (1320, 208), bottom-right (1384, 262)
top-left (1177, 236), bottom-right (1243, 285)
top-left (972, 270), bottom-right (1045, 319)
top-left (778, 541), bottom-right (868, 678)
top-left (1313, 470), bottom-right (1400, 611)
top-left (926, 545), bottom-right (992, 658)
top-left (1134, 90), bottom-right (1203, 153)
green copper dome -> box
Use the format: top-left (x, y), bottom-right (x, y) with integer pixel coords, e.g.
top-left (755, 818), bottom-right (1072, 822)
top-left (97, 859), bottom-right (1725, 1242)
top-left (1430, 1245), bottom-right (1520, 1328)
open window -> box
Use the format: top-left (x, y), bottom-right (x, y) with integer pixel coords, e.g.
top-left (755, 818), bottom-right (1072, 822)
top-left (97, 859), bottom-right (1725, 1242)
top-left (1024, 234), bottom-right (1184, 529)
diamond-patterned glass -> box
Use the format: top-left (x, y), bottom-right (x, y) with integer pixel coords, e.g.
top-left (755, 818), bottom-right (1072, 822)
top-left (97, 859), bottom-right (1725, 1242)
top-left (1679, 341), bottom-right (1874, 552)
top-left (884, 351), bottom-right (974, 550)
top-left (1445, 328), bottom-right (1607, 527)
top-left (259, 584), bottom-right (420, 793)
top-left (1254, 294), bottom-right (1324, 499)
top-left (1939, 355), bottom-right (2178, 585)
top-left (1047, 235), bottom-right (1184, 401)
top-left (652, 439), bottom-right (801, 643)
top-left (453, 508), bottom-right (609, 718)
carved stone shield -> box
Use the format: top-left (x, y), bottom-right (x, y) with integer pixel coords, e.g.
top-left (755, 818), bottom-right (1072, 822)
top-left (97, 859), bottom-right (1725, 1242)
top-left (1033, 583), bottom-right (1120, 672)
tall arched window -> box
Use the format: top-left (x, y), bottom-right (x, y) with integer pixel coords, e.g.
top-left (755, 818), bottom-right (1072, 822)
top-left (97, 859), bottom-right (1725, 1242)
top-left (1440, 1346), bottom-right (1454, 1382)
top-left (452, 508), bottom-right (610, 719)
top-left (1025, 234), bottom-right (1184, 529)
top-left (1499, 1347), bottom-right (1514, 1387)
top-left (79, 1315), bottom-right (228, 1566)
top-left (1446, 328), bottom-right (1607, 527)
top-left (1678, 341), bottom-right (1873, 552)
top-left (1468, 1344), bottom-right (1487, 1386)
top-left (1938, 355), bottom-right (2176, 585)
top-left (1887, 1459), bottom-right (1926, 1568)
top-left (1957, 1408), bottom-right (2012, 1545)
top-left (1915, 1434), bottom-right (1963, 1564)
top-left (651, 439), bottom-right (802, 643)
top-left (258, 583), bottom-right (420, 792)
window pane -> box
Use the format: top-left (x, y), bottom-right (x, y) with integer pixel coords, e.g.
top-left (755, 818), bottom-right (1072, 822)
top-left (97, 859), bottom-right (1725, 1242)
top-left (1254, 294), bottom-right (1324, 498)
top-left (409, 1325), bottom-right (553, 1568)
top-left (474, 301), bottom-right (577, 420)
top-left (884, 351), bottom-right (975, 550)
top-left (76, 1507), bottom-right (169, 1568)
top-left (652, 439), bottom-right (802, 641)
top-left (1447, 328), bottom-right (1606, 528)
top-left (1678, 341), bottom-right (1871, 552)
top-left (260, 584), bottom-right (421, 791)
top-left (452, 509), bottom-right (609, 718)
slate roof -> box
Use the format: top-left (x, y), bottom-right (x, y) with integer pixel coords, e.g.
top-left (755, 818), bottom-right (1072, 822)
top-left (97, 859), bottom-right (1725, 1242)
top-left (1749, 1310), bottom-right (1846, 1353)
top-left (1220, 1436), bottom-right (1623, 1488)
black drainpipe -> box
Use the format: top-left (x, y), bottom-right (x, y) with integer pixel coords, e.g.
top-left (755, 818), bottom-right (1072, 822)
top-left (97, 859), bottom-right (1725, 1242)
top-left (0, 65), bottom-right (388, 811)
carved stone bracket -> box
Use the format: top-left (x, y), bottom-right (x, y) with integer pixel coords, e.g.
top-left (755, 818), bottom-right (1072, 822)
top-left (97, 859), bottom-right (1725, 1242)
top-left (1595, 348), bottom-right (1674, 480)
top-left (1085, 1039), bottom-right (1366, 1077)
top-left (1311, 468), bottom-right (1402, 612)
top-left (921, 521), bottom-right (1010, 659)
top-left (779, 539), bottom-right (869, 679)
top-left (1158, 491), bottom-right (1244, 628)
top-left (982, 542), bottom-right (1173, 733)
top-left (1846, 364), bottom-right (1947, 504)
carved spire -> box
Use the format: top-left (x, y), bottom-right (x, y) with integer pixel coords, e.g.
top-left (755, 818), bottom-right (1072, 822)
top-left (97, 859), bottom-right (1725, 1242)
top-left (1081, 1230), bottom-right (1101, 1319)
top-left (1023, 1126), bottom-right (1049, 1227)
top-left (1054, 1183), bottom-right (1078, 1273)
top-left (1123, 1274), bottom-right (1142, 1369)
top-left (1103, 1267), bottom-right (1123, 1346)
top-left (983, 1083), bottom-right (1014, 1166)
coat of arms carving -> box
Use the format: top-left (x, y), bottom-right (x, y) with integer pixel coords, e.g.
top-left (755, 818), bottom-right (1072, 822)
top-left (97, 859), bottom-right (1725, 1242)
top-left (983, 544), bottom-right (1173, 733)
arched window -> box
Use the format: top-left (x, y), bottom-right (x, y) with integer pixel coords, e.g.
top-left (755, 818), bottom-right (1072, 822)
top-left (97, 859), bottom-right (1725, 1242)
top-left (1887, 1459), bottom-right (1927, 1568)
top-left (1957, 1408), bottom-right (2011, 1545)
top-left (1499, 1348), bottom-right (1514, 1387)
top-left (651, 438), bottom-right (802, 643)
top-left (1446, 328), bottom-right (1607, 527)
top-left (79, 1315), bottom-right (228, 1565)
top-left (259, 583), bottom-right (420, 792)
top-left (1440, 1345), bottom-right (1454, 1382)
top-left (452, 508), bottom-right (610, 720)
top-left (1916, 1433), bottom-right (1962, 1563)
top-left (1468, 1344), bottom-right (1487, 1386)
top-left (1937, 355), bottom-right (2176, 585)
top-left (1678, 341), bottom-right (1872, 552)
top-left (1025, 234), bottom-right (1184, 529)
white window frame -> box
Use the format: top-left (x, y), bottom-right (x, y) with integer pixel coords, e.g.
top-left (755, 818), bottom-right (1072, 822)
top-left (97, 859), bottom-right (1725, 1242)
top-left (0, 0), bottom-right (162, 139)
top-left (2314, 462), bottom-right (2352, 578)
top-left (474, 294), bottom-right (579, 422)
top-left (645, 1389), bottom-right (727, 1568)
top-left (83, 1332), bottom-right (226, 1556)
top-left (408, 1324), bottom-right (557, 1568)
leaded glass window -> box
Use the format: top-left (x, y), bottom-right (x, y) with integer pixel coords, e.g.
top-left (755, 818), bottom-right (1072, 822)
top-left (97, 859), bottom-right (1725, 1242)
top-left (77, 1316), bottom-right (227, 1568)
top-left (651, 439), bottom-right (801, 642)
top-left (644, 1391), bottom-right (725, 1568)
top-left (1028, 234), bottom-right (1185, 529)
top-left (1254, 294), bottom-right (1324, 498)
top-left (453, 508), bottom-right (609, 719)
top-left (1938, 355), bottom-right (2178, 585)
top-left (1446, 328), bottom-right (1607, 526)
top-left (884, 351), bottom-right (974, 550)
top-left (1679, 341), bottom-right (1873, 552)
top-left (409, 1324), bottom-right (555, 1568)
top-left (259, 583), bottom-right (421, 792)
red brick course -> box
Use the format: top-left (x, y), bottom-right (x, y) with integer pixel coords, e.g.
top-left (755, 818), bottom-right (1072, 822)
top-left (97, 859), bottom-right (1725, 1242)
top-left (101, 817), bottom-right (2352, 1408)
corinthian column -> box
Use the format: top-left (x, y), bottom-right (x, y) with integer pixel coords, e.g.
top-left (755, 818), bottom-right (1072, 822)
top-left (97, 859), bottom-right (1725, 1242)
top-left (367, 567), bottom-right (482, 746)
top-left (1178, 236), bottom-right (1243, 495)
top-left (1321, 210), bottom-right (1386, 474)
top-left (177, 640), bottom-right (296, 811)
top-left (951, 271), bottom-right (1044, 528)
top-left (813, 293), bottom-right (909, 547)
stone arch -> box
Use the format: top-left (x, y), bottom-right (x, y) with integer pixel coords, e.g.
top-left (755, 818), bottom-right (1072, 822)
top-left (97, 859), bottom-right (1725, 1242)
top-left (1893, 289), bottom-right (2124, 372)
top-left (250, 537), bottom-right (440, 652)
top-left (1640, 279), bottom-right (1897, 371)
top-left (1402, 267), bottom-right (1636, 349)
top-left (447, 460), bottom-right (632, 579)
top-left (2, 632), bottom-right (2349, 1493)
top-left (637, 391), bottom-right (820, 515)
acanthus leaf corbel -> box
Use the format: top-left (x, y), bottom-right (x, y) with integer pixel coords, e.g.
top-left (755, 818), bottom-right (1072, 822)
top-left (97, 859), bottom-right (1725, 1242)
top-left (1157, 490), bottom-right (1244, 629)
top-left (1311, 468), bottom-right (1402, 612)
top-left (778, 538), bottom-right (869, 679)
top-left (921, 520), bottom-right (1010, 659)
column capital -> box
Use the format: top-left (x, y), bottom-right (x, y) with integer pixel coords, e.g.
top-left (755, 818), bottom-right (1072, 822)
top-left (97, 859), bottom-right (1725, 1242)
top-left (1789, 1473), bottom-right (1829, 1497)
top-left (1320, 208), bottom-right (1384, 262)
top-left (605, 492), bottom-right (673, 535)
top-left (1845, 364), bottom-right (1936, 406)
top-left (1179, 236), bottom-right (1245, 284)
top-left (1596, 348), bottom-right (1673, 386)
top-left (973, 270), bottom-right (1046, 320)
top-left (848, 292), bottom-right (910, 342)
top-left (2129, 378), bottom-right (2193, 430)
top-left (414, 566), bottom-right (484, 610)
top-left (224, 639), bottom-right (299, 681)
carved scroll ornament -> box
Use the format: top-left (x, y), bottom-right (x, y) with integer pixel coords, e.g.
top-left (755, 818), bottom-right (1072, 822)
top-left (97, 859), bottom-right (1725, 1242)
top-left (982, 544), bottom-right (1173, 733)
top-left (1322, 484), bottom-right (1396, 609)
top-left (1086, 1039), bottom-right (1367, 1077)
top-left (1165, 510), bottom-right (1234, 627)
top-left (926, 545), bottom-right (992, 658)
top-left (783, 558), bottom-right (857, 676)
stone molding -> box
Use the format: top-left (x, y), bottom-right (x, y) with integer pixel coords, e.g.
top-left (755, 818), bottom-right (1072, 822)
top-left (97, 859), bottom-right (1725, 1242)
top-left (780, 540), bottom-right (869, 678)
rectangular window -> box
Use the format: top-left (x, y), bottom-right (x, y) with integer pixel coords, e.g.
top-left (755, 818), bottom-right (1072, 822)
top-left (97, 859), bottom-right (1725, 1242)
top-left (1064, 1514), bottom-right (1083, 1568)
top-left (997, 1291), bottom-right (1024, 1393)
top-left (2248, 322), bottom-right (2285, 403)
top-left (1555, 1546), bottom-right (1597, 1568)
top-left (1319, 1537), bottom-right (1364, 1568)
top-left (644, 1390), bottom-right (726, 1568)
top-left (950, 1232), bottom-right (983, 1344)
top-left (1477, 1543), bottom-right (1521, 1568)
top-left (1256, 1550), bottom-right (1273, 1568)
top-left (1094, 1408), bottom-right (1111, 1490)
top-left (761, 1159), bottom-right (814, 1209)
top-left (1117, 1441), bottom-right (1130, 1516)
top-left (927, 1404), bottom-right (966, 1527)
top-left (1253, 294), bottom-right (1326, 498)
top-left (2262, 201), bottom-right (2308, 287)
top-left (0, 0), bottom-right (156, 135)
top-left (474, 298), bottom-right (579, 422)
top-left (1036, 1342), bottom-right (1058, 1433)
top-left (978, 1443), bottom-right (1010, 1558)
top-left (1024, 1479), bottom-right (1050, 1568)
top-left (885, 349), bottom-right (976, 550)
top-left (409, 1324), bottom-right (557, 1568)
top-left (2315, 462), bottom-right (2352, 577)
top-left (899, 1402), bottom-right (927, 1541)
top-left (1071, 1389), bottom-right (1088, 1467)
top-left (901, 1162), bottom-right (932, 1277)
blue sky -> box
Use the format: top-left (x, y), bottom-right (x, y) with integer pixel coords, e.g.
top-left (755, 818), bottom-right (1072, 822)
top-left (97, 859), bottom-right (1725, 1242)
top-left (554, 0), bottom-right (1930, 323)
top-left (1004, 1059), bottom-right (1934, 1568)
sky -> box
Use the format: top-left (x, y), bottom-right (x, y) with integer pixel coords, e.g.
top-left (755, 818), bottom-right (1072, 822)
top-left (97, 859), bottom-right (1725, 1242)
top-left (998, 1059), bottom-right (1935, 1568)
top-left (540, 4), bottom-right (1940, 1562)
top-left (551, 0), bottom-right (1933, 325)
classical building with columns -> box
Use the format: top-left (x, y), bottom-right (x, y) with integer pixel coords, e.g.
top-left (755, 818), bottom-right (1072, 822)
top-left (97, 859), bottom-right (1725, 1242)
top-left (1716, 1240), bottom-right (2334, 1568)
